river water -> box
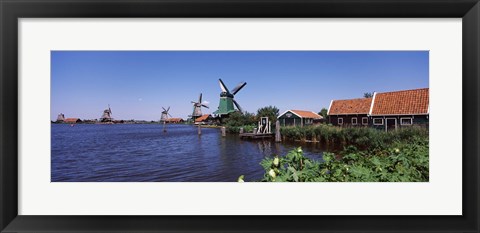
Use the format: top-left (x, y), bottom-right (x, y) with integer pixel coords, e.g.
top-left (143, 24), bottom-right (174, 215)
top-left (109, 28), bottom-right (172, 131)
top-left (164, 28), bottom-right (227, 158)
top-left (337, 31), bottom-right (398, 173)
top-left (51, 124), bottom-right (331, 182)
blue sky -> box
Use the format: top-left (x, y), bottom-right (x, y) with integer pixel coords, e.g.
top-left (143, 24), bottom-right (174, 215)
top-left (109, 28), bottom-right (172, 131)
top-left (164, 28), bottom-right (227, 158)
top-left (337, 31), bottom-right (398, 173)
top-left (51, 51), bottom-right (428, 121)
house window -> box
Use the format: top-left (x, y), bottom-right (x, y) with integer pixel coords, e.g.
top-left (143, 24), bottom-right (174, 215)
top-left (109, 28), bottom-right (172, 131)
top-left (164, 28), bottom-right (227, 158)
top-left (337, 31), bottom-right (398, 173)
top-left (362, 117), bottom-right (368, 125)
top-left (338, 118), bottom-right (343, 125)
top-left (373, 118), bottom-right (384, 125)
top-left (401, 118), bottom-right (413, 125)
top-left (351, 118), bottom-right (357, 125)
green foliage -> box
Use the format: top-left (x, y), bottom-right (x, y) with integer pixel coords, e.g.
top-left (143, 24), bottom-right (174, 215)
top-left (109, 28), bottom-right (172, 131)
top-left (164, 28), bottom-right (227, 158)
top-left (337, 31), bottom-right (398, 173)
top-left (256, 106), bottom-right (279, 124)
top-left (364, 92), bottom-right (374, 98)
top-left (259, 135), bottom-right (428, 182)
top-left (256, 126), bottom-right (429, 182)
top-left (224, 111), bottom-right (257, 133)
top-left (318, 108), bottom-right (328, 119)
top-left (280, 124), bottom-right (428, 151)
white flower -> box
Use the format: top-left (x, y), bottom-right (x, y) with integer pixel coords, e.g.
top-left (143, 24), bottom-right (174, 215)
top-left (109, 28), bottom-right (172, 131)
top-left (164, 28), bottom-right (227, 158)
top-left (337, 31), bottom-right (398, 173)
top-left (237, 175), bottom-right (245, 182)
top-left (268, 169), bottom-right (276, 178)
top-left (273, 157), bottom-right (280, 167)
top-left (394, 148), bottom-right (400, 153)
top-left (296, 148), bottom-right (303, 153)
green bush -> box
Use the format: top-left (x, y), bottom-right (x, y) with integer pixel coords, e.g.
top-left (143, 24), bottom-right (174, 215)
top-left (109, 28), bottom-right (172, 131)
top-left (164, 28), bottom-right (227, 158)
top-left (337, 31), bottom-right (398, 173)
top-left (280, 124), bottom-right (428, 151)
top-left (243, 124), bottom-right (429, 182)
top-left (224, 111), bottom-right (257, 133)
top-left (257, 136), bottom-right (428, 182)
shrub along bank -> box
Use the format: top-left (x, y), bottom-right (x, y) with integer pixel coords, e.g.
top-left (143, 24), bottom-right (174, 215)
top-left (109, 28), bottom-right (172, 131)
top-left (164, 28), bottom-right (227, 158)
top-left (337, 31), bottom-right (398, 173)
top-left (280, 124), bottom-right (428, 151)
top-left (238, 125), bottom-right (429, 182)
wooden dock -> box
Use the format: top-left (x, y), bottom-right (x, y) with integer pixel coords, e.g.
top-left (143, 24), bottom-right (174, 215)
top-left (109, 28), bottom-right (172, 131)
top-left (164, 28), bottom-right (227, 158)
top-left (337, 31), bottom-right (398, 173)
top-left (239, 133), bottom-right (274, 139)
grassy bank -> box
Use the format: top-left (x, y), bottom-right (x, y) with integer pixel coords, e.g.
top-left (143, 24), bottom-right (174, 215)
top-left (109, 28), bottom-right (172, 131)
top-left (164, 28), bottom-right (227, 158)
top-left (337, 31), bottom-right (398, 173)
top-left (280, 124), bottom-right (428, 151)
top-left (243, 125), bottom-right (429, 182)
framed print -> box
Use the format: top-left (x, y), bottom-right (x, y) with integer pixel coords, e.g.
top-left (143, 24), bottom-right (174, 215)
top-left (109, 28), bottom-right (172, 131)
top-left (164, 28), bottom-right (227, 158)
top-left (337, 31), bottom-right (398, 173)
top-left (1, 0), bottom-right (479, 232)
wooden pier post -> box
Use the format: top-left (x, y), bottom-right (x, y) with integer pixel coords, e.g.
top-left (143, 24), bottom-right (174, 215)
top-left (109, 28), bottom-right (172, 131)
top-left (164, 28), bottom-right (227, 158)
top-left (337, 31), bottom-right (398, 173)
top-left (275, 120), bottom-right (281, 142)
top-left (239, 127), bottom-right (244, 134)
top-left (221, 127), bottom-right (226, 137)
top-left (198, 124), bottom-right (201, 135)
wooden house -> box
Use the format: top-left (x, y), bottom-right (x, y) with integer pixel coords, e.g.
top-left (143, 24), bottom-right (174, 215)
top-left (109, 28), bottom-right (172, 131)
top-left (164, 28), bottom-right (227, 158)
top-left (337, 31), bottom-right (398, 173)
top-left (194, 114), bottom-right (211, 125)
top-left (277, 110), bottom-right (323, 127)
top-left (327, 88), bottom-right (429, 131)
top-left (165, 118), bottom-right (185, 124)
top-left (370, 88), bottom-right (429, 131)
top-left (64, 118), bottom-right (82, 124)
top-left (327, 98), bottom-right (373, 127)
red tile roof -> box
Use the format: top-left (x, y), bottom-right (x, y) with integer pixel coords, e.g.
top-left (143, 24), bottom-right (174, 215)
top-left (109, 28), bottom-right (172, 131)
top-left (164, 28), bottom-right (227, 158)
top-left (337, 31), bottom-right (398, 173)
top-left (290, 110), bottom-right (322, 119)
top-left (371, 88), bottom-right (429, 115)
top-left (195, 114), bottom-right (210, 122)
top-left (165, 118), bottom-right (184, 123)
top-left (64, 118), bottom-right (80, 123)
top-left (328, 98), bottom-right (372, 115)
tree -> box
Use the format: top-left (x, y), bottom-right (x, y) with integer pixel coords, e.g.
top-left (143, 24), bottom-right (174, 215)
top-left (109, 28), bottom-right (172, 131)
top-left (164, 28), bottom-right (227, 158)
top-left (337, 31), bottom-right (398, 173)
top-left (318, 108), bottom-right (328, 119)
top-left (224, 111), bottom-right (256, 127)
top-left (363, 92), bottom-right (373, 98)
top-left (256, 106), bottom-right (280, 124)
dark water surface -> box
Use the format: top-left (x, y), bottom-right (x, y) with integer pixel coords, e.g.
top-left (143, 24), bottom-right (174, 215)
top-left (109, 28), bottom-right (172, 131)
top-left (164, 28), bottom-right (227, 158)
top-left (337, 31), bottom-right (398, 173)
top-left (51, 124), bottom-right (331, 182)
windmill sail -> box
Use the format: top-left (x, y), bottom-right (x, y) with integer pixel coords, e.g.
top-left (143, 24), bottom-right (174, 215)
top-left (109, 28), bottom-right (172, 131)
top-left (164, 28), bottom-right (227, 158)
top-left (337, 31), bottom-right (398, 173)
top-left (233, 99), bottom-right (243, 113)
top-left (219, 79), bottom-right (229, 93)
top-left (231, 82), bottom-right (247, 95)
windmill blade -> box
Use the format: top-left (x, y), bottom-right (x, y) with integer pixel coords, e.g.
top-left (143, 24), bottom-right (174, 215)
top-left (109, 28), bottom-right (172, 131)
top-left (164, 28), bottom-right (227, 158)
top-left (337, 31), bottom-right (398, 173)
top-left (199, 93), bottom-right (202, 103)
top-left (231, 82), bottom-right (247, 95)
top-left (202, 104), bottom-right (209, 109)
top-left (218, 79), bottom-right (230, 93)
top-left (162, 107), bottom-right (167, 111)
top-left (191, 101), bottom-right (197, 104)
top-left (167, 106), bottom-right (170, 112)
top-left (108, 104), bottom-right (112, 115)
top-left (168, 113), bottom-right (172, 117)
top-left (233, 99), bottom-right (243, 113)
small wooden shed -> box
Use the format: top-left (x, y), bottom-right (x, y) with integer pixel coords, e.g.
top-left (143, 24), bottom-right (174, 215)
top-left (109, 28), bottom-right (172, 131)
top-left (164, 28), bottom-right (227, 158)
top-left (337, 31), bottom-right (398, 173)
top-left (277, 110), bottom-right (323, 127)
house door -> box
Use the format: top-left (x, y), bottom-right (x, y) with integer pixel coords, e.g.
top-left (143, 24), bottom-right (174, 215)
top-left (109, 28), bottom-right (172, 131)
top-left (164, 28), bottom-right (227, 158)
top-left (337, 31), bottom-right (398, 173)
top-left (386, 118), bottom-right (397, 131)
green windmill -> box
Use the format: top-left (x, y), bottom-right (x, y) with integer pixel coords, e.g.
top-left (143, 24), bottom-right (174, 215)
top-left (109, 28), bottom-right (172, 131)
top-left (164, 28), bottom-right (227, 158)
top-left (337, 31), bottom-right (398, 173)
top-left (213, 79), bottom-right (247, 118)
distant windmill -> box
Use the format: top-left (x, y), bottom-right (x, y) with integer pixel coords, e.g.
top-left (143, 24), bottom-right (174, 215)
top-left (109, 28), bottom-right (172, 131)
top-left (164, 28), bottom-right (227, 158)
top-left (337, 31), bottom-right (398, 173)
top-left (213, 79), bottom-right (247, 118)
top-left (160, 106), bottom-right (172, 122)
top-left (160, 106), bottom-right (172, 132)
top-left (100, 104), bottom-right (113, 122)
top-left (191, 93), bottom-right (209, 121)
top-left (56, 113), bottom-right (65, 123)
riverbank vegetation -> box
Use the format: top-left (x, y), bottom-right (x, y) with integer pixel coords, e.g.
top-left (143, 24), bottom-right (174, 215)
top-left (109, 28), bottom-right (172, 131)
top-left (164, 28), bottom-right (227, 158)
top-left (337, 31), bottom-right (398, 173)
top-left (253, 125), bottom-right (428, 182)
top-left (223, 112), bottom-right (257, 133)
top-left (224, 106), bottom-right (280, 133)
top-left (280, 124), bottom-right (428, 151)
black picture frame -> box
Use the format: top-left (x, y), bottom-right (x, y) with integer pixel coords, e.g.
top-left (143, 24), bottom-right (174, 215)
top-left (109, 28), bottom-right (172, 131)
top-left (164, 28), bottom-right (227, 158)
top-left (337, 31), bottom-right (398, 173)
top-left (1, 0), bottom-right (479, 232)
